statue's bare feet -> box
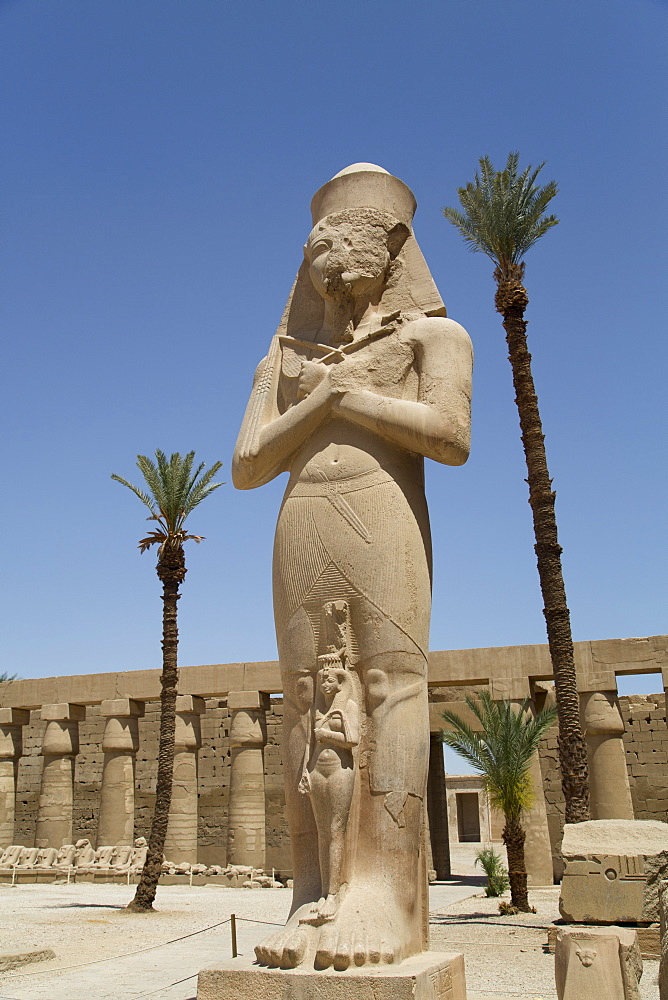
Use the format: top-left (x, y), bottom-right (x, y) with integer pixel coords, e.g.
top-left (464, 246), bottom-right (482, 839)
top-left (254, 903), bottom-right (315, 968)
top-left (313, 886), bottom-right (407, 970)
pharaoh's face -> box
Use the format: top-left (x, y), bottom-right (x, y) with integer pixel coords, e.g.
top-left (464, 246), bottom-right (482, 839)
top-left (306, 218), bottom-right (391, 303)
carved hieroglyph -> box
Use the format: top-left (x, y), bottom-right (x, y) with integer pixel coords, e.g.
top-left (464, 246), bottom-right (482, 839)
top-left (232, 163), bottom-right (473, 971)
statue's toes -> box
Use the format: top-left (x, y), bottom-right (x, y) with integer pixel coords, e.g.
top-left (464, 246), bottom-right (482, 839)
top-left (380, 937), bottom-right (396, 964)
top-left (333, 935), bottom-right (352, 971)
top-left (314, 925), bottom-right (337, 970)
top-left (256, 932), bottom-right (283, 967)
top-left (367, 937), bottom-right (382, 964)
top-left (353, 932), bottom-right (367, 967)
top-left (281, 929), bottom-right (307, 969)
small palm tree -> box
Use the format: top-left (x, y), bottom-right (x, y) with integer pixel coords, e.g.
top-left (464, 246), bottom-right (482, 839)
top-left (0, 673), bottom-right (17, 683)
top-left (112, 450), bottom-right (223, 912)
top-left (443, 153), bottom-right (590, 824)
top-left (440, 692), bottom-right (557, 911)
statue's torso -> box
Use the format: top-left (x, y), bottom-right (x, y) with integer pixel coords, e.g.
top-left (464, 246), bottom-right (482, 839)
top-left (279, 324), bottom-right (422, 485)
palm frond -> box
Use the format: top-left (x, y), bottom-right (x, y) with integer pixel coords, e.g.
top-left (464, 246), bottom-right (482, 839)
top-left (110, 474), bottom-right (158, 516)
top-left (443, 152), bottom-right (559, 272)
top-left (112, 451), bottom-right (223, 552)
top-left (440, 692), bottom-right (557, 822)
top-left (137, 530), bottom-right (168, 554)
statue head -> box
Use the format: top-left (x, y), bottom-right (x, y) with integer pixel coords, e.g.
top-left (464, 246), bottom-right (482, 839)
top-left (305, 208), bottom-right (409, 306)
top-left (275, 163), bottom-right (446, 346)
top-left (134, 837), bottom-right (147, 848)
top-left (317, 664), bottom-right (349, 699)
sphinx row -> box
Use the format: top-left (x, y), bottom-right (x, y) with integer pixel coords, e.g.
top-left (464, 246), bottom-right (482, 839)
top-left (0, 837), bottom-right (147, 873)
top-left (0, 692), bottom-right (270, 868)
top-left (0, 838), bottom-right (285, 888)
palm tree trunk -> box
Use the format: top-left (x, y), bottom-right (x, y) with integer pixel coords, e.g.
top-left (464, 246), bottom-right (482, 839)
top-left (127, 565), bottom-right (181, 912)
top-left (502, 816), bottom-right (530, 911)
top-left (495, 265), bottom-right (590, 825)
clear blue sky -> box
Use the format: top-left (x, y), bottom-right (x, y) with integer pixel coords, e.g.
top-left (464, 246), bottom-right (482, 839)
top-left (1, 0), bottom-right (665, 709)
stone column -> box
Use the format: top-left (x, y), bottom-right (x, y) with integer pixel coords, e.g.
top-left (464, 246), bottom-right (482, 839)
top-left (581, 690), bottom-right (634, 820)
top-left (427, 732), bottom-right (451, 879)
top-left (227, 691), bottom-right (269, 870)
top-left (507, 693), bottom-right (554, 886)
top-left (0, 708), bottom-right (30, 847)
top-left (163, 695), bottom-right (205, 866)
top-left (97, 699), bottom-right (145, 847)
top-left (35, 703), bottom-right (86, 849)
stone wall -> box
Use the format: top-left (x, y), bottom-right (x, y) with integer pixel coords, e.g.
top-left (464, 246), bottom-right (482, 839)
top-left (4, 637), bottom-right (667, 877)
top-left (13, 696), bottom-right (289, 871)
top-left (620, 693), bottom-right (668, 821)
top-left (535, 693), bottom-right (668, 880)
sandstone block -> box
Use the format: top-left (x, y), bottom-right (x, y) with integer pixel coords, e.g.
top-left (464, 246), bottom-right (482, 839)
top-left (197, 951), bottom-right (466, 1000)
top-left (560, 819), bottom-right (668, 923)
top-left (555, 926), bottom-right (642, 1000)
top-left (40, 704), bottom-right (85, 723)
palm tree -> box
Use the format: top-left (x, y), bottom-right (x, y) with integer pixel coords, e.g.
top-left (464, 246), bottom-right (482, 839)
top-left (440, 692), bottom-right (557, 911)
top-left (112, 450), bottom-right (223, 911)
top-left (443, 153), bottom-right (590, 825)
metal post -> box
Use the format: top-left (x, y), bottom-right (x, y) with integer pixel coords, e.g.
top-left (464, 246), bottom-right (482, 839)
top-left (230, 913), bottom-right (237, 958)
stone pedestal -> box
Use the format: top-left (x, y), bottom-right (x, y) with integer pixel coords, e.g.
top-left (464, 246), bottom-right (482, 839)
top-left (35, 703), bottom-right (85, 848)
top-left (97, 699), bottom-right (144, 847)
top-left (581, 691), bottom-right (634, 820)
top-left (197, 951), bottom-right (466, 1000)
top-left (163, 695), bottom-right (205, 866)
top-left (226, 691), bottom-right (269, 870)
top-left (0, 708), bottom-right (30, 847)
top-left (427, 733), bottom-right (450, 879)
top-left (555, 926), bottom-right (642, 1000)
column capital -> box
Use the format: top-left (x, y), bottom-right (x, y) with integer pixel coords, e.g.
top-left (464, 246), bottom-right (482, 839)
top-left (40, 703), bottom-right (86, 722)
top-left (580, 690), bottom-right (625, 736)
top-left (0, 708), bottom-right (30, 726)
top-left (175, 695), bottom-right (206, 715)
top-left (100, 698), bottom-right (145, 718)
top-left (227, 691), bottom-right (271, 712)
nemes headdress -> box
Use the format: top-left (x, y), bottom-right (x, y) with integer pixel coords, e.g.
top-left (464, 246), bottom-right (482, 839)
top-left (278, 163), bottom-right (446, 341)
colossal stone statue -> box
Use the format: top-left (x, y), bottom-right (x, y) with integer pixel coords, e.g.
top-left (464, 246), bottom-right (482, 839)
top-left (232, 163), bottom-right (473, 972)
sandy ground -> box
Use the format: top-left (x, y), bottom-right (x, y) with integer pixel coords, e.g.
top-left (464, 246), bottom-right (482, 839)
top-left (0, 869), bottom-right (659, 999)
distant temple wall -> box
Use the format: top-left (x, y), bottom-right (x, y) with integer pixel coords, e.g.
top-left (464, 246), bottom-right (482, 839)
top-left (2, 635), bottom-right (667, 879)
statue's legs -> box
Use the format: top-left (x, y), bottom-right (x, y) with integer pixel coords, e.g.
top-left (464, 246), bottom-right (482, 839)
top-left (259, 478), bottom-right (432, 969)
top-left (254, 606), bottom-right (322, 968)
top-left (313, 638), bottom-right (429, 970)
top-left (304, 747), bottom-right (355, 921)
top-left (257, 592), bottom-right (429, 969)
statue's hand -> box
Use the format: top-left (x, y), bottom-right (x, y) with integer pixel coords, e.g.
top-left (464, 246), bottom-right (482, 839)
top-left (297, 359), bottom-right (329, 400)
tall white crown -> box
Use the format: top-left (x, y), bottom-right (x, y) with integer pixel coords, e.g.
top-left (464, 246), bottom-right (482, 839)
top-left (310, 163), bottom-right (417, 229)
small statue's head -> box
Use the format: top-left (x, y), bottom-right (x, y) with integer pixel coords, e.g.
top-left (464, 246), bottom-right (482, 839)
top-left (305, 208), bottom-right (409, 304)
top-left (134, 837), bottom-right (147, 847)
top-left (75, 838), bottom-right (90, 849)
top-left (318, 665), bottom-right (348, 697)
